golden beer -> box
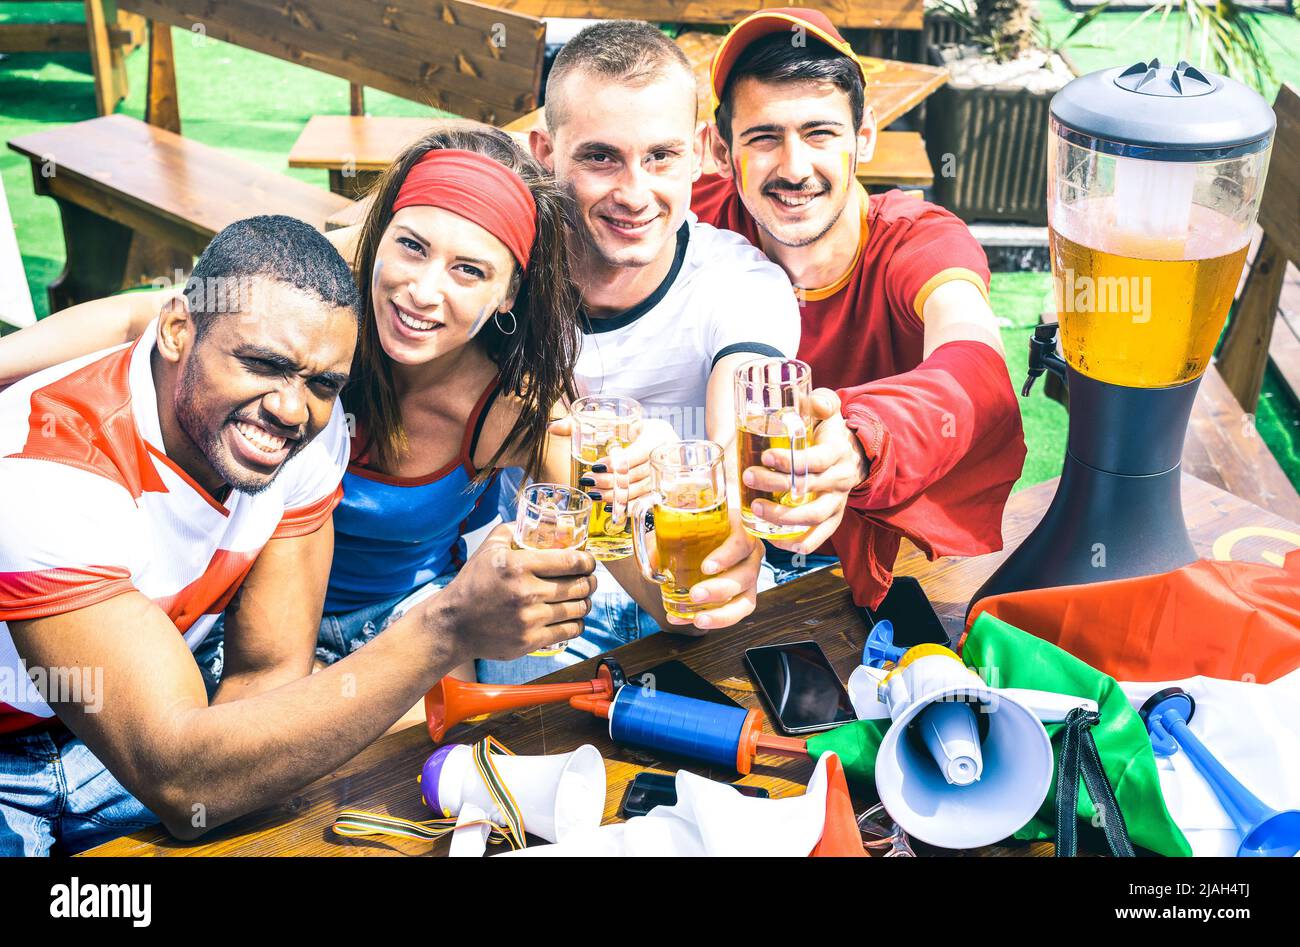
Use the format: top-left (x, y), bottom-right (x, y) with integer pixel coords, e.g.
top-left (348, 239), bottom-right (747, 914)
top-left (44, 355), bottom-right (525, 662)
top-left (737, 414), bottom-right (813, 540)
top-left (571, 441), bottom-right (633, 561)
top-left (512, 483), bottom-right (590, 656)
top-left (654, 484), bottom-right (731, 620)
top-left (1052, 199), bottom-right (1249, 388)
top-left (569, 397), bottom-right (641, 561)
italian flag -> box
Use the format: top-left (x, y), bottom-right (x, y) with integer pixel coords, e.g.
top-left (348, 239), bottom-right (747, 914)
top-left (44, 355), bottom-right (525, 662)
top-left (809, 550), bottom-right (1300, 856)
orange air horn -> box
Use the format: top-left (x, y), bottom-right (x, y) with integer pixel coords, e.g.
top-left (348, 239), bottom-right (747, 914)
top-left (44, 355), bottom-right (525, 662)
top-left (425, 657), bottom-right (627, 742)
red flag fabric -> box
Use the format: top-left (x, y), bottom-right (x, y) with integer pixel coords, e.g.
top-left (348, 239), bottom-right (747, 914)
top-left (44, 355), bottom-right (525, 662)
top-left (809, 755), bottom-right (868, 857)
top-left (967, 549), bottom-right (1300, 684)
top-left (835, 340), bottom-right (1027, 608)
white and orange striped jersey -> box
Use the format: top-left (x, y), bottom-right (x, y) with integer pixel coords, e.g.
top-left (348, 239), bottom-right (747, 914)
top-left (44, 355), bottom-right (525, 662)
top-left (0, 327), bottom-right (349, 734)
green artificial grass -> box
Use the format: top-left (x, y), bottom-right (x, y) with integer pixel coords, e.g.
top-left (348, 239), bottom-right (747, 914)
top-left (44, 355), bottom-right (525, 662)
top-left (1, 0), bottom-right (1297, 492)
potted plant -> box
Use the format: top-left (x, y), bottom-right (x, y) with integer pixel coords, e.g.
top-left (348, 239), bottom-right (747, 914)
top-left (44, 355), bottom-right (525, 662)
top-left (923, 0), bottom-right (1278, 225)
top-left (923, 0), bottom-right (1098, 224)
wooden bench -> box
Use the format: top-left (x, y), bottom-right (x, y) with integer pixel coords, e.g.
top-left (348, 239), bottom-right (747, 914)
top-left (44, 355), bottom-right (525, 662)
top-left (0, 2), bottom-right (145, 114)
top-left (7, 0), bottom-right (551, 309)
top-left (1218, 83), bottom-right (1300, 414)
top-left (293, 28), bottom-right (945, 198)
top-left (1038, 322), bottom-right (1300, 521)
top-left (8, 115), bottom-right (353, 311)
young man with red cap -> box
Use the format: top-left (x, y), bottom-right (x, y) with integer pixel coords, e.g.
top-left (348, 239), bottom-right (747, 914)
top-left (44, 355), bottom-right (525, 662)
top-left (692, 8), bottom-right (1027, 607)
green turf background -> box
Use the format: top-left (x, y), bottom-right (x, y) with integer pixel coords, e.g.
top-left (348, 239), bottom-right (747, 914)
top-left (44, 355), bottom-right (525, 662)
top-left (2, 1), bottom-right (1297, 491)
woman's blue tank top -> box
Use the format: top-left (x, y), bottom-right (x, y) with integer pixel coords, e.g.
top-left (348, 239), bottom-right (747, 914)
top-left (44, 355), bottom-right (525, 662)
top-left (324, 378), bottom-right (502, 613)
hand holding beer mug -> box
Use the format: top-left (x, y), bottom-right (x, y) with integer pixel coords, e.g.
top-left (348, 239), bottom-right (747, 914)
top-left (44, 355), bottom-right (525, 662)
top-left (631, 441), bottom-right (733, 622)
top-left (735, 358), bottom-right (815, 540)
top-left (513, 483), bottom-right (591, 656)
top-left (569, 396), bottom-right (642, 561)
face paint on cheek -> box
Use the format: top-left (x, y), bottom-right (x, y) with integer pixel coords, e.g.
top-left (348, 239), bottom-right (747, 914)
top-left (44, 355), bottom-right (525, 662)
top-left (736, 155), bottom-right (748, 195)
top-left (371, 259), bottom-right (384, 294)
top-left (841, 149), bottom-right (853, 188)
top-left (467, 302), bottom-right (495, 340)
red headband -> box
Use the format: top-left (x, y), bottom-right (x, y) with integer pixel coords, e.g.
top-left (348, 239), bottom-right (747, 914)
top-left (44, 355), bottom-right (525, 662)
top-left (392, 149), bottom-right (537, 272)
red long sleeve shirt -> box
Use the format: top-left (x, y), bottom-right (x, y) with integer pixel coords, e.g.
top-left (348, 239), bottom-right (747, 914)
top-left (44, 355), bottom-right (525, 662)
top-left (692, 173), bottom-right (1026, 607)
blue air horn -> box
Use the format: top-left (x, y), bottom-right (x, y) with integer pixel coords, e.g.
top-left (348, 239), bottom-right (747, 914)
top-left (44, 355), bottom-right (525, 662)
top-left (1141, 687), bottom-right (1300, 857)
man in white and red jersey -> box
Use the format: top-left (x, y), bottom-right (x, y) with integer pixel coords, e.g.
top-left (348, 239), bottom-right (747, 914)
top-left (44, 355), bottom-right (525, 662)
top-left (0, 216), bottom-right (596, 855)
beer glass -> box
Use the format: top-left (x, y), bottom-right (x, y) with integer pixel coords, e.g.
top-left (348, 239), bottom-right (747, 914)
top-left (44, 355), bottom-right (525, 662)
top-left (569, 395), bottom-right (642, 561)
top-left (512, 482), bottom-right (591, 656)
top-left (631, 441), bottom-right (731, 621)
top-left (734, 358), bottom-right (813, 540)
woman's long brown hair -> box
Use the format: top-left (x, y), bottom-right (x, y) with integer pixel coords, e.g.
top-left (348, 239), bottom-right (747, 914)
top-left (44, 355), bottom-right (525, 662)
top-left (344, 123), bottom-right (581, 484)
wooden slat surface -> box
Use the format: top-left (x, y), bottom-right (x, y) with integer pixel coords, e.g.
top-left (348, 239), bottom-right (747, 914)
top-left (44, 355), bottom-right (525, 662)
top-left (0, 22), bottom-right (127, 52)
top-left (504, 31), bottom-right (947, 135)
top-left (83, 475), bottom-right (1300, 857)
top-left (490, 0), bottom-right (925, 30)
top-left (290, 114), bottom-right (932, 189)
top-left (1183, 365), bottom-right (1300, 521)
top-left (119, 0), bottom-right (547, 125)
top-left (1270, 263), bottom-right (1300, 404)
top-left (8, 114), bottom-right (353, 255)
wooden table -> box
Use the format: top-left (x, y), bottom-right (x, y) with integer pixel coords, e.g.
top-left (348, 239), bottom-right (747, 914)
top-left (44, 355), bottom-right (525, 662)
top-left (294, 31), bottom-right (948, 198)
top-left (83, 474), bottom-right (1300, 856)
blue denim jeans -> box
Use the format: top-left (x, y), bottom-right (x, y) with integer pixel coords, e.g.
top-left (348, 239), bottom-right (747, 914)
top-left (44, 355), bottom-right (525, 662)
top-left (0, 726), bottom-right (158, 856)
top-left (193, 573), bottom-right (458, 695)
top-left (758, 543), bottom-right (839, 590)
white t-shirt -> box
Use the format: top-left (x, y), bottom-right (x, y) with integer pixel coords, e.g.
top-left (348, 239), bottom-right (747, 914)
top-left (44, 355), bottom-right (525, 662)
top-left (574, 214), bottom-right (801, 438)
top-left (0, 328), bottom-right (350, 731)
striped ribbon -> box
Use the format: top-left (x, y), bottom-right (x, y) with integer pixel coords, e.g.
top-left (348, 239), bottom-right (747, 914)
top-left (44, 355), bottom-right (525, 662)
top-left (331, 736), bottom-right (529, 851)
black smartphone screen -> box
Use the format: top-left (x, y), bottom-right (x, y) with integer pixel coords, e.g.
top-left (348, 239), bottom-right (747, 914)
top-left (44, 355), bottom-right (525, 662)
top-left (620, 771), bottom-right (770, 818)
top-left (744, 641), bottom-right (857, 734)
top-left (631, 660), bottom-right (740, 709)
top-left (861, 576), bottom-right (950, 648)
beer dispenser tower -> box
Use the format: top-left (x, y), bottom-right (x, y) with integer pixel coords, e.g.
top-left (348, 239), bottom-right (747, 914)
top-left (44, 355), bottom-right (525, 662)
top-left (973, 60), bottom-right (1275, 604)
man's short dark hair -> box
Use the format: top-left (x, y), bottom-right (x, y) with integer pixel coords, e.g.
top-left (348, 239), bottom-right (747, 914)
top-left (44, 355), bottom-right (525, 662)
top-left (715, 32), bottom-right (865, 144)
top-left (544, 20), bottom-right (696, 131)
top-left (183, 215), bottom-right (361, 339)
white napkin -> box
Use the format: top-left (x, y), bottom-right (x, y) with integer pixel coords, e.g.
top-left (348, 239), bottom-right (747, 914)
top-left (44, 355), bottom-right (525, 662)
top-left (499, 753), bottom-right (835, 857)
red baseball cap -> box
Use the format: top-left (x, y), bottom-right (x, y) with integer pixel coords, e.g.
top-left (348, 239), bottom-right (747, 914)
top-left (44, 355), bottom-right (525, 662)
top-left (709, 7), bottom-right (869, 115)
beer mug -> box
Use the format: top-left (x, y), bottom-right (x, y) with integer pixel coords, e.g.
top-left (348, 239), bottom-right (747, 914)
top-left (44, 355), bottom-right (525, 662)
top-left (512, 483), bottom-right (591, 656)
top-left (734, 358), bottom-right (813, 540)
top-left (631, 441), bottom-right (731, 621)
top-left (569, 395), bottom-right (642, 561)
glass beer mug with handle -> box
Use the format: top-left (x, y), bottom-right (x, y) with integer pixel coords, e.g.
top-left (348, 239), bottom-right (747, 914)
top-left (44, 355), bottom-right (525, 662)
top-left (631, 441), bottom-right (732, 622)
top-left (512, 482), bottom-right (592, 657)
top-left (735, 358), bottom-right (814, 540)
top-left (569, 395), bottom-right (642, 561)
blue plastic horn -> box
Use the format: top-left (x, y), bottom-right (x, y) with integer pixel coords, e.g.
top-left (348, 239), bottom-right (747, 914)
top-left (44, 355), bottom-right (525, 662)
top-left (862, 620), bottom-right (906, 668)
top-left (1141, 687), bottom-right (1300, 857)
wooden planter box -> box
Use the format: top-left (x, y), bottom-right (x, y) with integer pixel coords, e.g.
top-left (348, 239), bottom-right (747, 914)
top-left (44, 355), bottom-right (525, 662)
top-left (923, 43), bottom-right (1067, 225)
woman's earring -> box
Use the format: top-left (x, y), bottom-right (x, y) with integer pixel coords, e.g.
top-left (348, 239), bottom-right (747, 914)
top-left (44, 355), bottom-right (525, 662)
top-left (494, 309), bottom-right (518, 336)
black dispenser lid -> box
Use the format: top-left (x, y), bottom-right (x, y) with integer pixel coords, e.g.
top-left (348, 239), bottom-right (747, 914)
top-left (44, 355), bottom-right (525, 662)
top-left (1050, 59), bottom-right (1275, 161)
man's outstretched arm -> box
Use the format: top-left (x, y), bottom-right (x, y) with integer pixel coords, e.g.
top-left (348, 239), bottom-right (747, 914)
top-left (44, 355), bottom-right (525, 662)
top-left (9, 525), bottom-right (596, 840)
top-left (209, 520), bottom-right (335, 704)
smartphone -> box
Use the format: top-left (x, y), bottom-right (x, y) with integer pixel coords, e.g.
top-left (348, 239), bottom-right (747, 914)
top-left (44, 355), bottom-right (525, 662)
top-left (860, 576), bottom-right (951, 649)
top-left (743, 641), bottom-right (858, 735)
top-left (630, 660), bottom-right (740, 709)
top-left (620, 771), bottom-right (770, 818)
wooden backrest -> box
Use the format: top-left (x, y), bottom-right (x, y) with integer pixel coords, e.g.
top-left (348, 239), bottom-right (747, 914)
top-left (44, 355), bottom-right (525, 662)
top-left (118, 0), bottom-right (547, 124)
top-left (490, 0), bottom-right (923, 31)
top-left (1260, 83), bottom-right (1299, 263)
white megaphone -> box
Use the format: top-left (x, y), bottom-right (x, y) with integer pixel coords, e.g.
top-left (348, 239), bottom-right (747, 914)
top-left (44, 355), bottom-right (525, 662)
top-left (419, 743), bottom-right (606, 857)
top-left (850, 623), bottom-right (1096, 850)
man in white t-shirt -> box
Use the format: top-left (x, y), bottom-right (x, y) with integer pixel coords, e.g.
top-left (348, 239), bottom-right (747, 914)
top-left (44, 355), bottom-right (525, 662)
top-left (480, 21), bottom-right (812, 683)
top-left (0, 217), bottom-right (596, 854)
